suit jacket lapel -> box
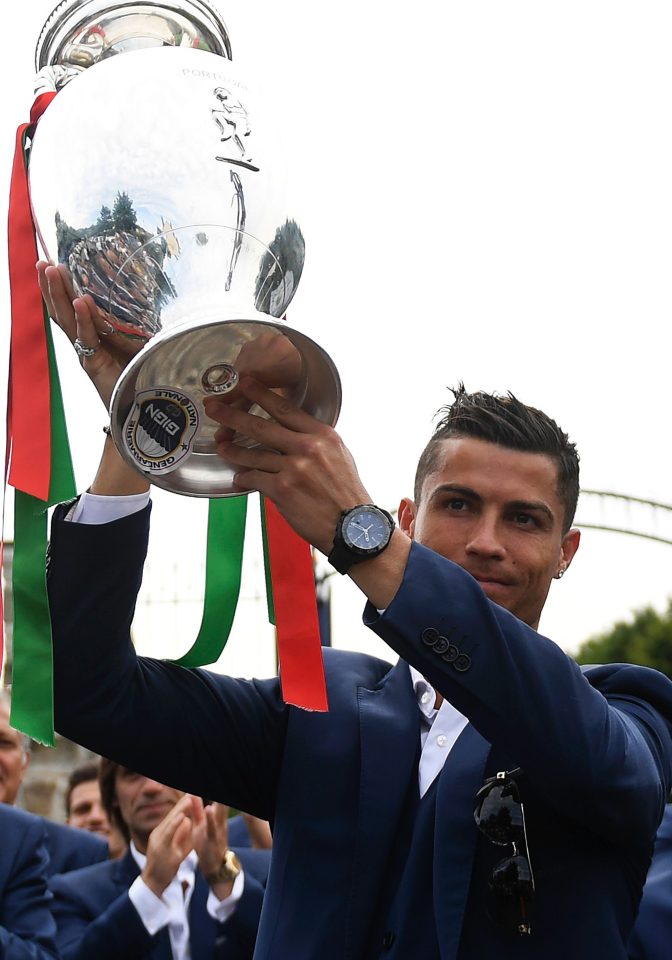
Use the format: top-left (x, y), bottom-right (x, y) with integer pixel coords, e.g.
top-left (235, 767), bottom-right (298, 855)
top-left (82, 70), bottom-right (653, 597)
top-left (433, 723), bottom-right (491, 960)
top-left (344, 659), bottom-right (419, 958)
top-left (113, 849), bottom-right (141, 887)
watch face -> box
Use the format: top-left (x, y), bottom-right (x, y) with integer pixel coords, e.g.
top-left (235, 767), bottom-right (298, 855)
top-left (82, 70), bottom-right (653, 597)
top-left (343, 507), bottom-right (391, 552)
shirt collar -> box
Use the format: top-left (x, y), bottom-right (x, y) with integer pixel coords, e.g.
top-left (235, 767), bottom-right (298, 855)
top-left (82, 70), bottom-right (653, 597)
top-left (409, 665), bottom-right (440, 722)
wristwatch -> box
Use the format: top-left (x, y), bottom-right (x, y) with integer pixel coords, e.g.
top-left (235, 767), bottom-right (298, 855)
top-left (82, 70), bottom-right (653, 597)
top-left (204, 850), bottom-right (241, 886)
top-left (328, 504), bottom-right (395, 575)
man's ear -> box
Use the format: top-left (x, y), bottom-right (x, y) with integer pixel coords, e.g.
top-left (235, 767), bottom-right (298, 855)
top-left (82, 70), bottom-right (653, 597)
top-left (398, 497), bottom-right (416, 538)
top-left (557, 527), bottom-right (581, 577)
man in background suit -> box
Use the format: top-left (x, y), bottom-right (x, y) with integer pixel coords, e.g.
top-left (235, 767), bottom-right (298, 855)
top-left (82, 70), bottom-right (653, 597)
top-left (0, 803), bottom-right (58, 959)
top-left (50, 759), bottom-right (264, 960)
top-left (39, 258), bottom-right (672, 959)
top-left (0, 690), bottom-right (108, 876)
top-left (66, 760), bottom-right (127, 858)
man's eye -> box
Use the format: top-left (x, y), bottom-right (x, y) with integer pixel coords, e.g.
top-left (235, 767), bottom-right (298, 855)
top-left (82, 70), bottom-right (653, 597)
top-left (446, 499), bottom-right (467, 511)
top-left (514, 513), bottom-right (536, 526)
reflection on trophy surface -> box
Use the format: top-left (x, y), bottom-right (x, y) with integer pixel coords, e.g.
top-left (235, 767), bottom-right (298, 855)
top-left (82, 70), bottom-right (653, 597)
top-left (29, 0), bottom-right (341, 496)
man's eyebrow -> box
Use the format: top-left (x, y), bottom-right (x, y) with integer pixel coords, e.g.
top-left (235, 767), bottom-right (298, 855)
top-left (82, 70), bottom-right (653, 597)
top-left (429, 484), bottom-right (556, 523)
top-left (508, 499), bottom-right (555, 523)
top-left (428, 483), bottom-right (483, 502)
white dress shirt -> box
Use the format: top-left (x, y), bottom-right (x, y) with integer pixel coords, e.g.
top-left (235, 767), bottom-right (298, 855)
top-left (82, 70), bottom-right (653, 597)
top-left (128, 843), bottom-right (244, 960)
top-left (409, 666), bottom-right (469, 797)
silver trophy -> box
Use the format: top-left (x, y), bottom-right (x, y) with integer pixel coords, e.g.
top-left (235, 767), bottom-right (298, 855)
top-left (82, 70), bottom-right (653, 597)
top-left (29, 0), bottom-right (341, 496)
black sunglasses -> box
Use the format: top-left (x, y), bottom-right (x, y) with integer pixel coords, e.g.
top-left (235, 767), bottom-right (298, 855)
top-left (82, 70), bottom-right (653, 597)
top-left (473, 768), bottom-right (535, 936)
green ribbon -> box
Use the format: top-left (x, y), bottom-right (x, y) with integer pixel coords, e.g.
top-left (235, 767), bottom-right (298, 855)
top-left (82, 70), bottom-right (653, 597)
top-left (11, 310), bottom-right (76, 745)
top-left (259, 497), bottom-right (276, 626)
top-left (173, 496), bottom-right (248, 668)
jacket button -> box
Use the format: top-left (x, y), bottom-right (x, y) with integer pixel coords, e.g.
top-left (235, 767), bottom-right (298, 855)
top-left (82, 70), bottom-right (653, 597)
top-left (433, 636), bottom-right (449, 654)
top-left (382, 931), bottom-right (396, 949)
top-left (454, 653), bottom-right (471, 672)
top-left (441, 643), bottom-right (459, 663)
top-left (421, 628), bottom-right (439, 646)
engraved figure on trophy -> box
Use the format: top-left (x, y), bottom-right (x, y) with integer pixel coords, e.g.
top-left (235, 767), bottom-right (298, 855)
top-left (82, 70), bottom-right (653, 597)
top-left (226, 169), bottom-right (246, 293)
top-left (212, 86), bottom-right (259, 171)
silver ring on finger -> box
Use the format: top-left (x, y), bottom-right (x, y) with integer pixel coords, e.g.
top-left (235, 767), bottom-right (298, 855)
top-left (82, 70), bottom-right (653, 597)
top-left (73, 338), bottom-right (99, 359)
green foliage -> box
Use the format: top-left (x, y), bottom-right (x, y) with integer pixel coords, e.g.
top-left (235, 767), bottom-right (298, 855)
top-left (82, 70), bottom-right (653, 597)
top-left (55, 195), bottom-right (141, 262)
top-left (96, 205), bottom-right (114, 234)
top-left (112, 191), bottom-right (137, 233)
top-left (575, 600), bottom-right (672, 677)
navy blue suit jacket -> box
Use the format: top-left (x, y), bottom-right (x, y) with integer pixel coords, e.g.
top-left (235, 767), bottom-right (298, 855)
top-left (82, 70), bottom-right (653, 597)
top-left (628, 803), bottom-right (672, 959)
top-left (49, 847), bottom-right (264, 960)
top-left (41, 819), bottom-right (108, 877)
top-left (47, 504), bottom-right (672, 959)
top-left (0, 804), bottom-right (58, 959)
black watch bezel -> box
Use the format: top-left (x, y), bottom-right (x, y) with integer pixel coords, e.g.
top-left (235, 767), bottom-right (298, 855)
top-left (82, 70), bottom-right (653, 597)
top-left (328, 504), bottom-right (395, 575)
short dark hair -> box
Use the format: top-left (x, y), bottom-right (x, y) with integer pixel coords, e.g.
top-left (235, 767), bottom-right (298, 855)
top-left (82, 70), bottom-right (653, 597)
top-left (65, 760), bottom-right (100, 816)
top-left (99, 758), bottom-right (131, 843)
top-left (414, 384), bottom-right (580, 532)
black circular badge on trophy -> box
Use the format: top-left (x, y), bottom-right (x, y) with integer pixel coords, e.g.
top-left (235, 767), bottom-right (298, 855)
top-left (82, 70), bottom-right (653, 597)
top-left (124, 388), bottom-right (199, 475)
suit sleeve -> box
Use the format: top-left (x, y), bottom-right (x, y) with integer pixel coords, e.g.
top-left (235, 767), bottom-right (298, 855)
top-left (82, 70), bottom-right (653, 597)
top-left (212, 873), bottom-right (265, 960)
top-left (49, 878), bottom-right (159, 960)
top-left (365, 541), bottom-right (672, 845)
top-left (47, 503), bottom-right (288, 820)
top-left (0, 820), bottom-right (58, 960)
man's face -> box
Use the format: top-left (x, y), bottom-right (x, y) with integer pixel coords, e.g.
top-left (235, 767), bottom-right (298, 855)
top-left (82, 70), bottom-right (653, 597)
top-left (399, 437), bottom-right (580, 629)
top-left (68, 780), bottom-right (111, 838)
top-left (0, 704), bottom-right (29, 805)
top-left (114, 769), bottom-right (183, 850)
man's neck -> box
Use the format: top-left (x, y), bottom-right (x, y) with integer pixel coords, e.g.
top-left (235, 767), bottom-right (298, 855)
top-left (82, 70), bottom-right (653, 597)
top-left (130, 832), bottom-right (149, 855)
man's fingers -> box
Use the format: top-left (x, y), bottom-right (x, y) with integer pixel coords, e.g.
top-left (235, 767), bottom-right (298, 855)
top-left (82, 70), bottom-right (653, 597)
top-left (189, 795), bottom-right (205, 827)
top-left (173, 816), bottom-right (195, 859)
top-left (152, 794), bottom-right (194, 842)
top-left (207, 802), bottom-right (228, 836)
top-left (204, 380), bottom-right (327, 455)
top-left (56, 262), bottom-right (77, 301)
top-left (36, 261), bottom-right (55, 318)
top-left (215, 441), bottom-right (282, 474)
top-left (43, 264), bottom-right (77, 339)
top-left (73, 298), bottom-right (101, 351)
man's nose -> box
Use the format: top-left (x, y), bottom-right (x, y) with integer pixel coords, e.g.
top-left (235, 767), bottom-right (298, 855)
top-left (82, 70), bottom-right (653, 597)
top-left (140, 777), bottom-right (165, 796)
top-left (88, 802), bottom-right (107, 825)
top-left (465, 515), bottom-right (506, 558)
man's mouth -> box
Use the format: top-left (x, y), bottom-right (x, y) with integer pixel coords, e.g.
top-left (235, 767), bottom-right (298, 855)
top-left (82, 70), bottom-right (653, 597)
top-left (139, 800), bottom-right (171, 814)
top-left (470, 573), bottom-right (513, 588)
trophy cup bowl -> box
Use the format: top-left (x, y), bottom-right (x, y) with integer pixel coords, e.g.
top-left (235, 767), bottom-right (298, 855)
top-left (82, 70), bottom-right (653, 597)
top-left (28, 1), bottom-right (341, 496)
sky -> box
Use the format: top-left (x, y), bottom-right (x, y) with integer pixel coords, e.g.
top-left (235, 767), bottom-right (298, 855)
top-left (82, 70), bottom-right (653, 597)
top-left (1, 1), bottom-right (672, 680)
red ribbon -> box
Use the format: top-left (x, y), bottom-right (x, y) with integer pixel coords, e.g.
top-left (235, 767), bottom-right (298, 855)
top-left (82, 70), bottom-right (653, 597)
top-left (7, 92), bottom-right (57, 500)
top-left (4, 92), bottom-right (58, 676)
top-left (263, 497), bottom-right (328, 711)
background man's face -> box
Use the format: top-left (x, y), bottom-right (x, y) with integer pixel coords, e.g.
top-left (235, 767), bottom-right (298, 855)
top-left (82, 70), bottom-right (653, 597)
top-left (400, 437), bottom-right (580, 629)
top-left (114, 769), bottom-right (183, 848)
top-left (0, 704), bottom-right (28, 805)
top-left (68, 779), bottom-right (111, 838)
